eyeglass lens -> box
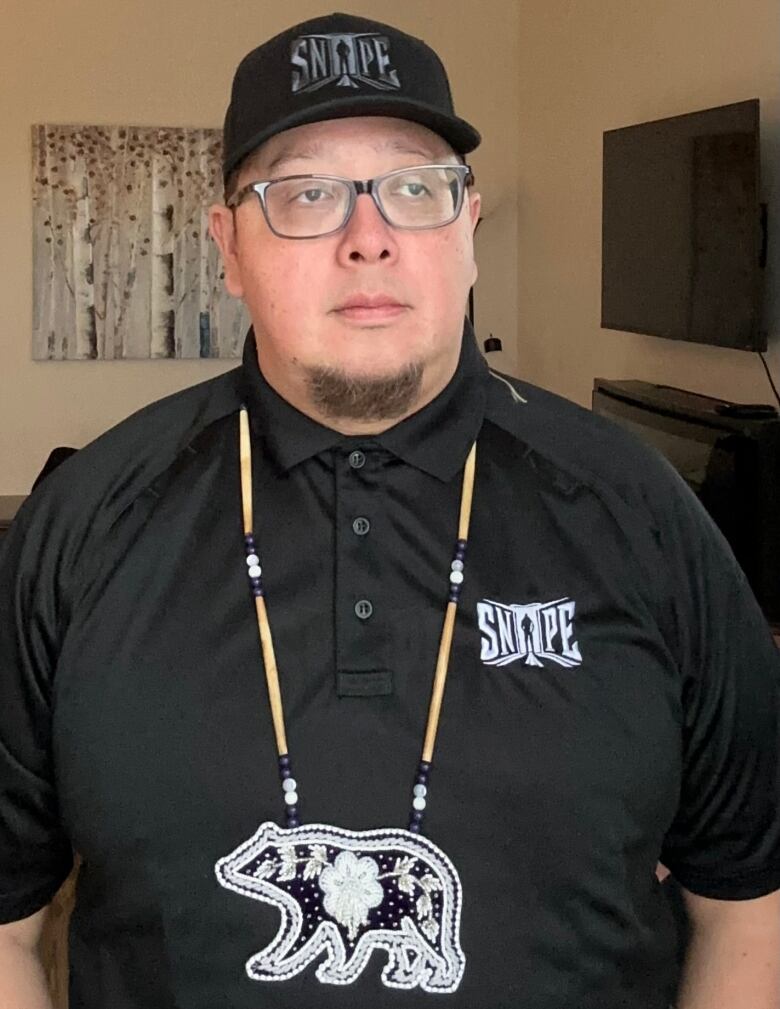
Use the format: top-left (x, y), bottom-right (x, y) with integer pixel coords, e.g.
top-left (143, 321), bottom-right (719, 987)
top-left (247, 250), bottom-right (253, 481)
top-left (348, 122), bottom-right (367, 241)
top-left (263, 166), bottom-right (465, 237)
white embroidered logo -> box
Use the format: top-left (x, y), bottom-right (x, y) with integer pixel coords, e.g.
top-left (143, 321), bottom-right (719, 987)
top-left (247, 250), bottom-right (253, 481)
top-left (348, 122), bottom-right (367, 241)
top-left (477, 597), bottom-right (583, 668)
top-left (290, 33), bottom-right (402, 93)
top-left (215, 821), bottom-right (465, 993)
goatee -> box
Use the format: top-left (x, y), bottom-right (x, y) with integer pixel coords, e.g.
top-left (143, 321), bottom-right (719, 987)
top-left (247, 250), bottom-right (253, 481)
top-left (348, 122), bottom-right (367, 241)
top-left (306, 361), bottom-right (424, 423)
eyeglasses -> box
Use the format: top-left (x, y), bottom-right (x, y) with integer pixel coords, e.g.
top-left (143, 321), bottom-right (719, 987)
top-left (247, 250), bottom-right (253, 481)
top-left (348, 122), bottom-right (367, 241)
top-left (226, 163), bottom-right (474, 239)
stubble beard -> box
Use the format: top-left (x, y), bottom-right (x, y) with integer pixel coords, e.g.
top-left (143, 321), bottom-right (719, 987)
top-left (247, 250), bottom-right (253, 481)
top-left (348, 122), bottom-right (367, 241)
top-left (305, 360), bottom-right (425, 424)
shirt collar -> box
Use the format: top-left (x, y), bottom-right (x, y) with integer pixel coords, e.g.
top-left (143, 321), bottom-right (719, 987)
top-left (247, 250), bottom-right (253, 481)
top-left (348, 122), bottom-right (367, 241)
top-left (239, 319), bottom-right (489, 482)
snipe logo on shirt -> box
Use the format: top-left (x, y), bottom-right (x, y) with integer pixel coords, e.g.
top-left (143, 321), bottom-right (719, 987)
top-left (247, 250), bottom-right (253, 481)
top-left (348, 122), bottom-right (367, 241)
top-left (477, 597), bottom-right (583, 669)
top-left (290, 33), bottom-right (402, 94)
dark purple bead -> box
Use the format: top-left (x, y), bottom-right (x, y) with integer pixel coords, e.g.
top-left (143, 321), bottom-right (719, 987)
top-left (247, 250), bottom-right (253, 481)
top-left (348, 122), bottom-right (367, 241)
top-left (279, 755), bottom-right (291, 768)
top-left (412, 809), bottom-right (424, 823)
top-left (287, 817), bottom-right (300, 829)
top-left (408, 821), bottom-right (420, 833)
top-left (279, 767), bottom-right (291, 780)
top-left (252, 587), bottom-right (264, 598)
top-left (419, 761), bottom-right (431, 772)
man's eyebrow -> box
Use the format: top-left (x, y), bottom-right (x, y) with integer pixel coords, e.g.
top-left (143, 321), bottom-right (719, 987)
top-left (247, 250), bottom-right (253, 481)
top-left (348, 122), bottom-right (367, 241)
top-left (384, 139), bottom-right (443, 160)
top-left (264, 143), bottom-right (324, 175)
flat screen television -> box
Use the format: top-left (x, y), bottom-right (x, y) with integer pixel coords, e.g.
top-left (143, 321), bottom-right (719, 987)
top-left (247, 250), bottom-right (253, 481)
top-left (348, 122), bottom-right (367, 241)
top-left (601, 100), bottom-right (765, 351)
top-left (592, 378), bottom-right (780, 625)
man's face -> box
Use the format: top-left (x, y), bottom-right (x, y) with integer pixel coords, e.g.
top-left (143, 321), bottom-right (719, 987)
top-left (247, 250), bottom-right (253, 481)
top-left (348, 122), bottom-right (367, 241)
top-left (210, 116), bottom-right (481, 425)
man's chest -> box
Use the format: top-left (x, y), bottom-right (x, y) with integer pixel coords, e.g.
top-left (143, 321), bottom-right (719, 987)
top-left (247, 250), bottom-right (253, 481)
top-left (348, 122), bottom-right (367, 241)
top-left (51, 458), bottom-right (683, 1007)
top-left (52, 461), bottom-right (682, 858)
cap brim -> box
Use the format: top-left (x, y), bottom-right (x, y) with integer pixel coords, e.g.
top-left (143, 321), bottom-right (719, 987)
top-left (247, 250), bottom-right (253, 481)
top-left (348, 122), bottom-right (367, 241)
top-left (224, 95), bottom-right (481, 180)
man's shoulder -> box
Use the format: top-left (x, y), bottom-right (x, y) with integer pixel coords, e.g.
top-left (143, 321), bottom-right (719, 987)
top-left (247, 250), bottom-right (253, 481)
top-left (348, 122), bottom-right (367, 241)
top-left (482, 369), bottom-right (711, 616)
top-left (485, 368), bottom-right (670, 496)
top-left (20, 367), bottom-right (243, 533)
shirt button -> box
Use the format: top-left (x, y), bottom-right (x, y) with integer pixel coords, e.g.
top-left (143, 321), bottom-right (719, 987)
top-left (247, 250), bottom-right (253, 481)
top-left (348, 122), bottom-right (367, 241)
top-left (354, 599), bottom-right (373, 620)
top-left (349, 450), bottom-right (366, 470)
top-left (352, 516), bottom-right (371, 536)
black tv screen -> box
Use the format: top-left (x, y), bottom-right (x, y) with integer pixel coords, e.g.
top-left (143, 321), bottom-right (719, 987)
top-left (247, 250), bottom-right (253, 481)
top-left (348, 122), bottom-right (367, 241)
top-left (601, 100), bottom-right (764, 351)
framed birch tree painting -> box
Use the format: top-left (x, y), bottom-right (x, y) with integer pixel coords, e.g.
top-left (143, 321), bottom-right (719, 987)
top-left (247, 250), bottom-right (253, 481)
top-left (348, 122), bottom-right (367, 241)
top-left (32, 124), bottom-right (248, 360)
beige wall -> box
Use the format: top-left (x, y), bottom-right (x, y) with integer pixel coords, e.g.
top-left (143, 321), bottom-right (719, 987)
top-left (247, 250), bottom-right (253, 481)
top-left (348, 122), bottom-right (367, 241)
top-left (515, 0), bottom-right (780, 407)
top-left (0, 0), bottom-right (520, 494)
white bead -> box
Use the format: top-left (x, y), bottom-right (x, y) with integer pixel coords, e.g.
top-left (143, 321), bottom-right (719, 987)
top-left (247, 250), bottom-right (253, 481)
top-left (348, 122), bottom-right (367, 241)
top-left (412, 796), bottom-right (427, 811)
top-left (248, 564), bottom-right (262, 579)
top-left (246, 554), bottom-right (260, 566)
top-left (284, 791), bottom-right (298, 806)
top-left (282, 778), bottom-right (297, 792)
top-left (451, 559), bottom-right (464, 572)
top-left (413, 784), bottom-right (427, 797)
top-left (449, 570), bottom-right (464, 585)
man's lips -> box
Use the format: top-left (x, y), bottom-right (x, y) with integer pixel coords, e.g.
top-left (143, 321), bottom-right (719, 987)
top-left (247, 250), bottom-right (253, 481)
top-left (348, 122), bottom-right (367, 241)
top-left (333, 295), bottom-right (408, 321)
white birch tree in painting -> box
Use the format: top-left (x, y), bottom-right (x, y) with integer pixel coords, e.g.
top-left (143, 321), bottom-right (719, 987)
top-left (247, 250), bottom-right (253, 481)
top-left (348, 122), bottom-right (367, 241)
top-left (73, 171), bottom-right (96, 358)
top-left (151, 147), bottom-right (175, 357)
top-left (32, 124), bottom-right (247, 360)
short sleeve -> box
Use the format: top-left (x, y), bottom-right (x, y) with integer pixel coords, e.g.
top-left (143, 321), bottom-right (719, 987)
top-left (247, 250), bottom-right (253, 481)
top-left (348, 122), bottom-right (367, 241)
top-left (655, 463), bottom-right (780, 899)
top-left (0, 495), bottom-right (74, 922)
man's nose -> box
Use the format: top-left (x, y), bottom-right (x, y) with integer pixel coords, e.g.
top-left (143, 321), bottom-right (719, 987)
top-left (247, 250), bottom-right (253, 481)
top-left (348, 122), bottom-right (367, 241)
top-left (336, 191), bottom-right (399, 264)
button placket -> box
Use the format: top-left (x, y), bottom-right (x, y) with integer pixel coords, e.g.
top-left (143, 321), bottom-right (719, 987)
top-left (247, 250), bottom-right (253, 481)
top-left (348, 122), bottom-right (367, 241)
top-left (347, 454), bottom-right (374, 621)
top-left (334, 445), bottom-right (389, 689)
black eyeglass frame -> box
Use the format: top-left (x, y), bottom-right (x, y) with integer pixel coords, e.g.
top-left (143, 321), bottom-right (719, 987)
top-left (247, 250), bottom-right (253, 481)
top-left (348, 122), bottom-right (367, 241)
top-left (225, 163), bottom-right (475, 239)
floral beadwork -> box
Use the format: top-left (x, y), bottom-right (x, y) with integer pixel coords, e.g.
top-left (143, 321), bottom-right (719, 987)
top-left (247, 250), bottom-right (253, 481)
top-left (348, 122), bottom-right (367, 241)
top-left (319, 851), bottom-right (385, 940)
top-left (215, 820), bottom-right (465, 993)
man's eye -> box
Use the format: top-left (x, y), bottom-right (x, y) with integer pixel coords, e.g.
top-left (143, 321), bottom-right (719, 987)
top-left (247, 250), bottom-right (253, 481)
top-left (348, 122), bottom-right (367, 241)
top-left (398, 182), bottom-right (430, 198)
top-left (295, 188), bottom-right (329, 204)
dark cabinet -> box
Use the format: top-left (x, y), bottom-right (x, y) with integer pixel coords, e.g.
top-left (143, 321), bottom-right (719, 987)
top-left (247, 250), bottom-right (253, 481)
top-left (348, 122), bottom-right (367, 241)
top-left (0, 496), bottom-right (26, 542)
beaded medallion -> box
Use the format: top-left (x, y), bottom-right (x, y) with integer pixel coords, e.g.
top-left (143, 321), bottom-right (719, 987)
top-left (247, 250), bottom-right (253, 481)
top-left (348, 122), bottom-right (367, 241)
top-left (216, 821), bottom-right (465, 992)
top-left (215, 409), bottom-right (476, 994)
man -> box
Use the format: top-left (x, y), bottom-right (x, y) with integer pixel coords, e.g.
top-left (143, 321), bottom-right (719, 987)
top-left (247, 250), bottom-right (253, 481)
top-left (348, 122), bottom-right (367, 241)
top-left (1, 12), bottom-right (779, 1009)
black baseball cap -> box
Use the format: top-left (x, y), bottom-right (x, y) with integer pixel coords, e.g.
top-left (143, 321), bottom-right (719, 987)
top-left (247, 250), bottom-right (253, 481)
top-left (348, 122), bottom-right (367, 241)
top-left (222, 12), bottom-right (481, 182)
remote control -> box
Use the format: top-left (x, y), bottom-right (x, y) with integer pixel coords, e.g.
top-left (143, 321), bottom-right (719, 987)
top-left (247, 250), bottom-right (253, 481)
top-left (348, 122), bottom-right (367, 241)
top-left (714, 403), bottom-right (779, 419)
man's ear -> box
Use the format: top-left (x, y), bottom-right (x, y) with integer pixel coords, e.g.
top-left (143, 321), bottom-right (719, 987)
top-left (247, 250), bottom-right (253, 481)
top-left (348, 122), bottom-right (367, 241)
top-left (208, 204), bottom-right (244, 299)
top-left (467, 191), bottom-right (481, 287)
top-left (468, 189), bottom-right (481, 232)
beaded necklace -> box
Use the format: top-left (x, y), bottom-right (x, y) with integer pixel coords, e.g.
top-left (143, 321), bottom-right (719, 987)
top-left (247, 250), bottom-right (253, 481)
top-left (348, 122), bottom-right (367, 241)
top-left (215, 407), bottom-right (476, 995)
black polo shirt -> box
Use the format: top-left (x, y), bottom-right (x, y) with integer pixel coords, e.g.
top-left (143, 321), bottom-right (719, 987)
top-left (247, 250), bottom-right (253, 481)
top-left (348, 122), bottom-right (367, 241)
top-left (1, 323), bottom-right (779, 1009)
